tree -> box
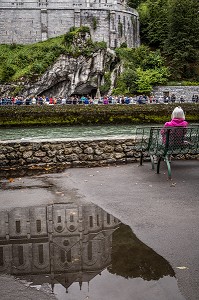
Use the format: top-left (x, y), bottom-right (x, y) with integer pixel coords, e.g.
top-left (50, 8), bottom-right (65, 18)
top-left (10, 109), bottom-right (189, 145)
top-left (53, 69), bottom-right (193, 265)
top-left (164, 0), bottom-right (199, 79)
top-left (138, 0), bottom-right (169, 47)
top-left (114, 45), bottom-right (169, 94)
top-left (127, 0), bottom-right (143, 9)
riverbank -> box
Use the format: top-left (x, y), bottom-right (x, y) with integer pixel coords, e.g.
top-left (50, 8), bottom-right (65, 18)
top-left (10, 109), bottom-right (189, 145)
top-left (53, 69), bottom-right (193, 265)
top-left (0, 103), bottom-right (199, 127)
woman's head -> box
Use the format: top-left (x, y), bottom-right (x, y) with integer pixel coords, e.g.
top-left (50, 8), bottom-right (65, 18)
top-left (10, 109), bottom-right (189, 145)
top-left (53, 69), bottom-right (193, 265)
top-left (171, 106), bottom-right (185, 120)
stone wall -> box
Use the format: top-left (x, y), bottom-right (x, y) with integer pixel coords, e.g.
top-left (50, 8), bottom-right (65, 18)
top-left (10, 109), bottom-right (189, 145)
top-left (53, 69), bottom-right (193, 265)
top-left (0, 0), bottom-right (139, 48)
top-left (153, 86), bottom-right (199, 101)
top-left (1, 136), bottom-right (198, 175)
top-left (0, 137), bottom-right (139, 170)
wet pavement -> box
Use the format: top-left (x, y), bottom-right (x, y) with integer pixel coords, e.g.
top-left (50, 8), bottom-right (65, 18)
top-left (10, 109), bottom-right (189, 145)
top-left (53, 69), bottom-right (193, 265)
top-left (0, 159), bottom-right (199, 300)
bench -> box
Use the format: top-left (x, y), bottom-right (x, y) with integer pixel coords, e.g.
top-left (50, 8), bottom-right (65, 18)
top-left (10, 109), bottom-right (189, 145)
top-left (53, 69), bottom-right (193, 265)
top-left (133, 125), bottom-right (199, 179)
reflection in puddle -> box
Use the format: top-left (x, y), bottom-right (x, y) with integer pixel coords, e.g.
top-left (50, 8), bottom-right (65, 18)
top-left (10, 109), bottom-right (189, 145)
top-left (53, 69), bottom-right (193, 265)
top-left (0, 202), bottom-right (184, 299)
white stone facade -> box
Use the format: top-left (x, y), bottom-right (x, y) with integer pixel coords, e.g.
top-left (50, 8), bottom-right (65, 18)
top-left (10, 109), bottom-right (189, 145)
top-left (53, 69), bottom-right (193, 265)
top-left (0, 0), bottom-right (139, 48)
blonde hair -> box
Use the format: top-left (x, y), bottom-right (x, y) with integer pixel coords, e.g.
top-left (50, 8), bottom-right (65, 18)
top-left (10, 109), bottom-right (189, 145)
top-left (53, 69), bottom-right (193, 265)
top-left (171, 107), bottom-right (185, 120)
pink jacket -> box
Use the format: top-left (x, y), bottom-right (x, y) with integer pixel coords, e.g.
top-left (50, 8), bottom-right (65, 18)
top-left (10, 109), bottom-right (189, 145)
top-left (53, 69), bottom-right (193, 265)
top-left (161, 118), bottom-right (188, 145)
top-left (164, 118), bottom-right (188, 127)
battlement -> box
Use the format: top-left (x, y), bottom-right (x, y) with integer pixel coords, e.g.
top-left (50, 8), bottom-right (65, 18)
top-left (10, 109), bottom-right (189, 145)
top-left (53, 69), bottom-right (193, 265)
top-left (0, 0), bottom-right (139, 48)
top-left (0, 0), bottom-right (130, 9)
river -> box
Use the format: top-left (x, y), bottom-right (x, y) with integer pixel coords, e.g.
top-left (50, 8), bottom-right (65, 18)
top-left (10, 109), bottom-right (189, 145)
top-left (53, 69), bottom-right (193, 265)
top-left (0, 124), bottom-right (154, 141)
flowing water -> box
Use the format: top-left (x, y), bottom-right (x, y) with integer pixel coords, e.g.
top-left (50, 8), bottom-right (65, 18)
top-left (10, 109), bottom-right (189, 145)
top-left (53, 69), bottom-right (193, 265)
top-left (0, 124), bottom-right (157, 141)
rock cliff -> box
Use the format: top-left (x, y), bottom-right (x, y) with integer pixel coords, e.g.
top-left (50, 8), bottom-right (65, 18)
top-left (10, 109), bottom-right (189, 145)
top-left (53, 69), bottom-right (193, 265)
top-left (0, 48), bottom-right (119, 98)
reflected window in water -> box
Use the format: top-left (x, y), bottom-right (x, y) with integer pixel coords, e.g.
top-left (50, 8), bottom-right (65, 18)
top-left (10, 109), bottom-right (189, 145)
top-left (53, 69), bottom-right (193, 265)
top-left (36, 220), bottom-right (41, 233)
top-left (38, 245), bottom-right (44, 264)
top-left (97, 214), bottom-right (99, 226)
top-left (16, 220), bottom-right (21, 233)
top-left (88, 241), bottom-right (93, 261)
top-left (18, 246), bottom-right (24, 265)
top-left (60, 249), bottom-right (65, 263)
top-left (89, 216), bottom-right (93, 227)
top-left (107, 213), bottom-right (110, 224)
top-left (0, 247), bottom-right (3, 266)
top-left (67, 249), bottom-right (72, 263)
top-left (70, 214), bottom-right (74, 222)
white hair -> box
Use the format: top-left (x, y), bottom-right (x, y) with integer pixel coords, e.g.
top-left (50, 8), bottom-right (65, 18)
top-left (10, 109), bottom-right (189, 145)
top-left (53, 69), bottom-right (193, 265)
top-left (171, 107), bottom-right (185, 120)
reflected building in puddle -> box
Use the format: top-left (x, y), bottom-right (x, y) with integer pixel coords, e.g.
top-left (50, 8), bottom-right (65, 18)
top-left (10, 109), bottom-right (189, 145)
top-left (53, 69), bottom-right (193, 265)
top-left (0, 202), bottom-right (120, 291)
top-left (0, 202), bottom-right (175, 293)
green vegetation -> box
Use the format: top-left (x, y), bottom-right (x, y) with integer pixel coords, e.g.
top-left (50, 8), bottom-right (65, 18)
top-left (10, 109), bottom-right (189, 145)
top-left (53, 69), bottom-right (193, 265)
top-left (92, 17), bottom-right (98, 30)
top-left (1, 1), bottom-right (199, 94)
top-left (0, 104), bottom-right (198, 127)
top-left (113, 45), bottom-right (170, 95)
top-left (0, 35), bottom-right (65, 83)
top-left (136, 0), bottom-right (199, 81)
top-left (0, 26), bottom-right (107, 84)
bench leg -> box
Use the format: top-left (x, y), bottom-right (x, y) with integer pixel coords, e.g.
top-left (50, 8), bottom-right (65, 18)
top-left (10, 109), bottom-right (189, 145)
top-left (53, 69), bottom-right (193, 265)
top-left (164, 156), bottom-right (172, 179)
top-left (157, 157), bottom-right (162, 174)
top-left (150, 154), bottom-right (155, 169)
top-left (140, 152), bottom-right (143, 165)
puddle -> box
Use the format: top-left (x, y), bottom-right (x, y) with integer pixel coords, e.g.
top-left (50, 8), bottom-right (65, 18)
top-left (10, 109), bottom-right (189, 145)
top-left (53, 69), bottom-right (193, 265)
top-left (0, 202), bottom-right (185, 300)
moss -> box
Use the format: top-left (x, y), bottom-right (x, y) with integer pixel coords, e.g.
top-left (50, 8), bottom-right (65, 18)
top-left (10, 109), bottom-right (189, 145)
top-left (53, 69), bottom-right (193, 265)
top-left (92, 17), bottom-right (98, 31)
top-left (100, 72), bottom-right (111, 94)
top-left (0, 103), bottom-right (198, 127)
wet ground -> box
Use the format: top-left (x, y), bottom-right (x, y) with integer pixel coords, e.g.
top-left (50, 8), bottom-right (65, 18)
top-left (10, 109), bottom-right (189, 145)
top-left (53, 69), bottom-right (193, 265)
top-left (0, 159), bottom-right (199, 300)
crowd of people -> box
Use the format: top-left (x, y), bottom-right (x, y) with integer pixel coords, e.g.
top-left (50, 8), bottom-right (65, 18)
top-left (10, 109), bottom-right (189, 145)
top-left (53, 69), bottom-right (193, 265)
top-left (0, 94), bottom-right (198, 106)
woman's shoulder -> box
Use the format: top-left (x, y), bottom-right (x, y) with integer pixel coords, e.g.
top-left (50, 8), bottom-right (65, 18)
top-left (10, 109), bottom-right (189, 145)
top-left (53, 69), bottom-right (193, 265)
top-left (164, 121), bottom-right (172, 127)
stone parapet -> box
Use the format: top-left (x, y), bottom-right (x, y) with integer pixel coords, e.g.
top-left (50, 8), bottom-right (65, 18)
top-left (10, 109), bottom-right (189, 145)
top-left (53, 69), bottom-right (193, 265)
top-left (0, 137), bottom-right (198, 174)
top-left (0, 137), bottom-right (138, 170)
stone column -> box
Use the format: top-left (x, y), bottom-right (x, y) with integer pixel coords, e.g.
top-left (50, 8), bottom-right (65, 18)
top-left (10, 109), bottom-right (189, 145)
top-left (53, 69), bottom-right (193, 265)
top-left (41, 9), bottom-right (48, 41)
top-left (74, 9), bottom-right (81, 27)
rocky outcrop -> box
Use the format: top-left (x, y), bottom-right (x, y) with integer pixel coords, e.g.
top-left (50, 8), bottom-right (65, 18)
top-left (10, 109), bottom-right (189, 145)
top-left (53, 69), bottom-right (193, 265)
top-left (0, 48), bottom-right (118, 98)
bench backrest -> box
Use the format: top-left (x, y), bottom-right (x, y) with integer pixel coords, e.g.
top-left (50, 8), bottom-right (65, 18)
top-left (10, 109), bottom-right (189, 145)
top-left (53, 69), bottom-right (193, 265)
top-left (148, 126), bottom-right (199, 156)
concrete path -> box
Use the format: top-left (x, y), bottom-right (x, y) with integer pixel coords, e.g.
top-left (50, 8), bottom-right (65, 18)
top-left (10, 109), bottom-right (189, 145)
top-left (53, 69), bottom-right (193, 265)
top-left (0, 159), bottom-right (199, 300)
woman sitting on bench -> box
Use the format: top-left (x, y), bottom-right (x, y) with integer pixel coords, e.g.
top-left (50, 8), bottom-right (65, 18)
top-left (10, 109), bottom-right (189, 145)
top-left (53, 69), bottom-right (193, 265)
top-left (164, 106), bottom-right (188, 128)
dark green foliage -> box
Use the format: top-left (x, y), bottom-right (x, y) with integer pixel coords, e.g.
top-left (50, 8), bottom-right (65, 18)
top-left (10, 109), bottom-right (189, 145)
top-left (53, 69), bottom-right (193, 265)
top-left (1, 66), bottom-right (15, 83)
top-left (163, 0), bottom-right (199, 80)
top-left (114, 45), bottom-right (169, 94)
top-left (127, 0), bottom-right (144, 9)
top-left (138, 0), bottom-right (169, 48)
top-left (138, 0), bottom-right (199, 81)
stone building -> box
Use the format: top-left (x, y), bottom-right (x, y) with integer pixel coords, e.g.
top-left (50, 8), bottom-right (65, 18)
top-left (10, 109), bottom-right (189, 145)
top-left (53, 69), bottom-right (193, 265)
top-left (0, 0), bottom-right (140, 48)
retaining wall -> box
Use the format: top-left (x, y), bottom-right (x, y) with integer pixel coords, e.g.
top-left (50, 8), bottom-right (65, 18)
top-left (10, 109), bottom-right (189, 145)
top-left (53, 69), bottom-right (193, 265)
top-left (0, 137), bottom-right (139, 170)
top-left (0, 137), bottom-right (198, 174)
